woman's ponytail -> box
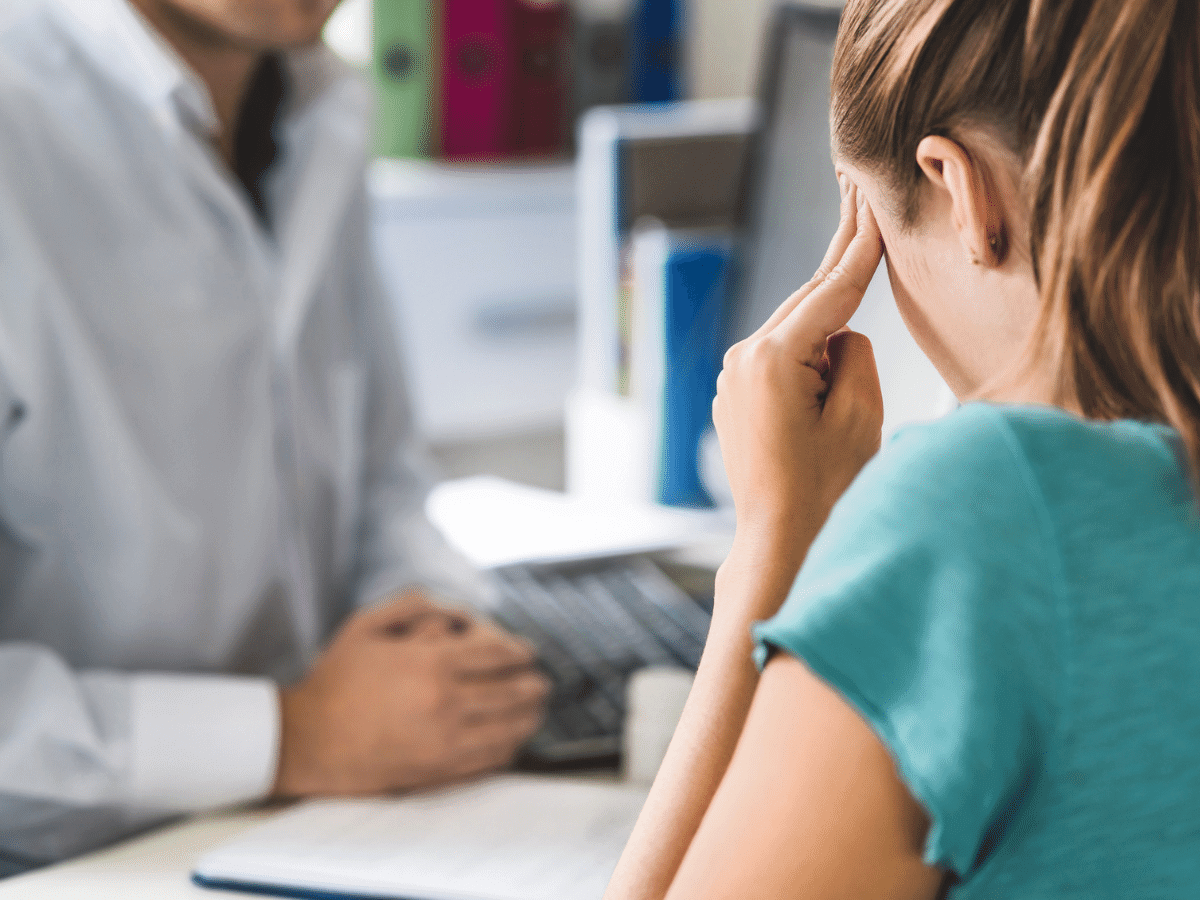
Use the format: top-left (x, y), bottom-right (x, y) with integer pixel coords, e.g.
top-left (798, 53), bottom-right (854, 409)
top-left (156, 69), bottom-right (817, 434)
top-left (1026, 0), bottom-right (1200, 481)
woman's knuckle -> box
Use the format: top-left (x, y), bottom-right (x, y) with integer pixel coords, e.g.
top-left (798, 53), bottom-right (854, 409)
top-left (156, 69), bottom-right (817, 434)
top-left (848, 403), bottom-right (882, 441)
top-left (831, 261), bottom-right (871, 296)
top-left (745, 338), bottom-right (773, 365)
top-left (824, 263), bottom-right (848, 287)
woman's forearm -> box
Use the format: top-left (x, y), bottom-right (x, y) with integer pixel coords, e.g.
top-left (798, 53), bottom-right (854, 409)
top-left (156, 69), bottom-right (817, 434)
top-left (603, 535), bottom-right (813, 900)
top-left (605, 181), bottom-right (886, 900)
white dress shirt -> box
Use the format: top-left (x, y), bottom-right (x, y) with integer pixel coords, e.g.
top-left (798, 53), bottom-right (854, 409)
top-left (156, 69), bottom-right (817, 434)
top-left (0, 0), bottom-right (479, 866)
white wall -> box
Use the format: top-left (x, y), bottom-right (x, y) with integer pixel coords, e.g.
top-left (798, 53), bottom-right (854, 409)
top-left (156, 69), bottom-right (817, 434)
top-left (688, 0), bottom-right (777, 100)
top-left (689, 0), bottom-right (844, 101)
top-left (324, 0), bottom-right (372, 68)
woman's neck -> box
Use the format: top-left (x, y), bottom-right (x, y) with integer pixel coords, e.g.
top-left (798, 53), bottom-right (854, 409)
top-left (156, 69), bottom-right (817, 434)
top-left (972, 345), bottom-right (1084, 416)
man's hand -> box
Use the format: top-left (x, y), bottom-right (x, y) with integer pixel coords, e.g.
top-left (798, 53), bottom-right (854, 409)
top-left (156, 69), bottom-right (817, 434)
top-left (272, 591), bottom-right (550, 798)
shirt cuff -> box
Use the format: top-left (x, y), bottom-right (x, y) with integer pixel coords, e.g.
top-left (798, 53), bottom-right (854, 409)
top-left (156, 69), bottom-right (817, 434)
top-left (127, 674), bottom-right (280, 812)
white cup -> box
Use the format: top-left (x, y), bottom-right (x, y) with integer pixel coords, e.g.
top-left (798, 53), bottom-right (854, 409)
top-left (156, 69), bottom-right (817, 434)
top-left (622, 667), bottom-right (695, 786)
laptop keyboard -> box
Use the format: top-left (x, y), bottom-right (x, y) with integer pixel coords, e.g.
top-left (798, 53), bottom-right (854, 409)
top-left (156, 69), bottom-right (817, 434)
top-left (488, 556), bottom-right (712, 768)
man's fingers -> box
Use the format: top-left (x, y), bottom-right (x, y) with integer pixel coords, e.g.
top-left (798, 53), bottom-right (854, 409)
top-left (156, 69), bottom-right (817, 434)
top-left (442, 706), bottom-right (545, 783)
top-left (445, 623), bottom-right (539, 677)
top-left (456, 670), bottom-right (551, 722)
top-left (751, 179), bottom-right (861, 340)
top-left (771, 191), bottom-right (884, 366)
top-left (461, 704), bottom-right (546, 749)
top-left (427, 676), bottom-right (547, 786)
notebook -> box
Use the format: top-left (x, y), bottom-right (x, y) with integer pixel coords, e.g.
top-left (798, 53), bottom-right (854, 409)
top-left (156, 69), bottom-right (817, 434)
top-left (629, 0), bottom-right (684, 102)
top-left (628, 225), bottom-right (731, 508)
top-left (193, 776), bottom-right (648, 900)
top-left (571, 1), bottom-right (632, 124)
top-left (441, 0), bottom-right (514, 160)
top-left (512, 0), bottom-right (570, 157)
top-left (372, 0), bottom-right (437, 158)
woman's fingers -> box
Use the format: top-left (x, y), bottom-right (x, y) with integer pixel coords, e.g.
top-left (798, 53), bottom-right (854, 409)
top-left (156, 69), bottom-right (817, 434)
top-left (750, 178), bottom-right (861, 341)
top-left (770, 189), bottom-right (884, 368)
top-left (823, 331), bottom-right (883, 437)
top-left (709, 183), bottom-right (886, 560)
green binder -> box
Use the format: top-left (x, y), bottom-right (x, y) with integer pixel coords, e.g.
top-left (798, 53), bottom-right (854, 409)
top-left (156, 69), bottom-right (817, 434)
top-left (373, 0), bottom-right (437, 158)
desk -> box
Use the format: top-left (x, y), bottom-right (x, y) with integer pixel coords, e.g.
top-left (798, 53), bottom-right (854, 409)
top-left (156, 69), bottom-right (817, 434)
top-left (0, 544), bottom-right (726, 900)
top-left (0, 773), bottom-right (641, 900)
top-left (0, 810), bottom-right (276, 899)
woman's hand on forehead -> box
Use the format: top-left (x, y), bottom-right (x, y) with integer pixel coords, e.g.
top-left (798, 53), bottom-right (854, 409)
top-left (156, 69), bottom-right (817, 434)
top-left (712, 178), bottom-right (885, 596)
top-left (751, 175), bottom-right (884, 358)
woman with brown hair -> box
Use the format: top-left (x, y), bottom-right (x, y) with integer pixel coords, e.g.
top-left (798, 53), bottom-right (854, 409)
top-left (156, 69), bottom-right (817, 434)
top-left (604, 1), bottom-right (1200, 897)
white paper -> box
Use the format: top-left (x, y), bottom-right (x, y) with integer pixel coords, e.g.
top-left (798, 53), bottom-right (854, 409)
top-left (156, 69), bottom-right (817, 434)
top-left (426, 476), bottom-right (734, 570)
top-left (195, 776), bottom-right (648, 900)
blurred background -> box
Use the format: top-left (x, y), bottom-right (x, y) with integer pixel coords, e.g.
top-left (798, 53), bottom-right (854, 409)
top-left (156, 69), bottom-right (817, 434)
top-left (321, 0), bottom-right (944, 511)
top-left (322, 0), bottom-right (782, 494)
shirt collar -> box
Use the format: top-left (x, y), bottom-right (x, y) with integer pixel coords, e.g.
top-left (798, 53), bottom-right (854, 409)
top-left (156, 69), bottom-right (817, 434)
top-left (43, 0), bottom-right (370, 235)
top-left (46, 0), bottom-right (362, 142)
top-left (48, 0), bottom-right (219, 136)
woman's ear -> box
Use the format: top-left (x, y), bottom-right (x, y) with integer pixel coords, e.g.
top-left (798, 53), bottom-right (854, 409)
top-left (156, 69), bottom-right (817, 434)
top-left (915, 135), bottom-right (1008, 267)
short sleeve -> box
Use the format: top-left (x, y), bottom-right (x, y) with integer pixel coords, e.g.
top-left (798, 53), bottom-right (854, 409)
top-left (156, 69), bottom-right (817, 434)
top-left (754, 405), bottom-right (1066, 879)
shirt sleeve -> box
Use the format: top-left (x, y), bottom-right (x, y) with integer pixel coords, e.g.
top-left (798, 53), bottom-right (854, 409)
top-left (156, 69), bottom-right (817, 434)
top-left (0, 644), bottom-right (279, 866)
top-left (754, 405), bottom-right (1066, 880)
top-left (0, 235), bottom-right (281, 867)
top-left (342, 184), bottom-right (491, 610)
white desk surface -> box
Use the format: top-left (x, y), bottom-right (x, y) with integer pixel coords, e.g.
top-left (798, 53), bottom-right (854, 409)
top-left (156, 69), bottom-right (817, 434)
top-left (0, 775), bottom-right (642, 899)
top-left (0, 808), bottom-right (279, 899)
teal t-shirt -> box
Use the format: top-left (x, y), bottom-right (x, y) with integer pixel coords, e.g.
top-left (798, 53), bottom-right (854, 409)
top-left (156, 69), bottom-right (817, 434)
top-left (755, 403), bottom-right (1200, 897)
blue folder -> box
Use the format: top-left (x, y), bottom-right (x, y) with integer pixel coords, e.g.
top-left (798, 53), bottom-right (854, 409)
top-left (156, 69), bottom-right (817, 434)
top-left (657, 244), bottom-right (730, 508)
top-left (629, 0), bottom-right (684, 103)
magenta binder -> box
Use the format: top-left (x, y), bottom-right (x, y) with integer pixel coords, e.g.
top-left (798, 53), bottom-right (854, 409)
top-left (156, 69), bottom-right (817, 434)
top-left (441, 0), bottom-right (515, 160)
top-left (512, 0), bottom-right (569, 158)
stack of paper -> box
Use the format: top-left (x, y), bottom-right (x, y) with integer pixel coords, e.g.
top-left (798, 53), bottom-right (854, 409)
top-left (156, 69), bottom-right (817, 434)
top-left (194, 776), bottom-right (648, 900)
top-left (426, 476), bottom-right (733, 570)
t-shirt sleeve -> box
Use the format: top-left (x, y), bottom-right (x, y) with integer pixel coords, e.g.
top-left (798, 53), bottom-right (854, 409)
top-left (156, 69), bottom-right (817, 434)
top-left (754, 405), bottom-right (1066, 879)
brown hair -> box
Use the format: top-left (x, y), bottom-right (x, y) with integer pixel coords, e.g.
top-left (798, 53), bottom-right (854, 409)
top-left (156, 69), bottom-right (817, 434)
top-left (831, 0), bottom-right (1200, 484)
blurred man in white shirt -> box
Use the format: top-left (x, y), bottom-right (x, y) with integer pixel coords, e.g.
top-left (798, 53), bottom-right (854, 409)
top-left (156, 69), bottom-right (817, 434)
top-left (0, 0), bottom-right (548, 873)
